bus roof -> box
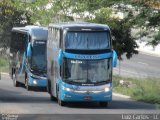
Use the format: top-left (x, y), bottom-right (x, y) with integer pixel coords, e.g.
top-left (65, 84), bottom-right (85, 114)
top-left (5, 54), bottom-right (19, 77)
top-left (12, 25), bottom-right (48, 40)
top-left (49, 22), bottom-right (110, 31)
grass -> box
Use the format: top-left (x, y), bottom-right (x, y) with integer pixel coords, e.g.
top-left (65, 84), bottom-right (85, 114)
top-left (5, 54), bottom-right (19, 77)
top-left (0, 56), bottom-right (9, 73)
top-left (113, 75), bottom-right (160, 104)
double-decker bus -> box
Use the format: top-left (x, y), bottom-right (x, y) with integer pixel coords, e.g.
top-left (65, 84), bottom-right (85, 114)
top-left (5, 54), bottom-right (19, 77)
top-left (9, 25), bottom-right (48, 90)
top-left (47, 22), bottom-right (117, 107)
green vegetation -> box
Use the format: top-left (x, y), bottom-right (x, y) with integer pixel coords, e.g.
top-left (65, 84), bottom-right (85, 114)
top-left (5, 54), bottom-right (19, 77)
top-left (0, 0), bottom-right (142, 59)
top-left (0, 57), bottom-right (9, 73)
top-left (113, 75), bottom-right (160, 104)
top-left (1, 0), bottom-right (160, 58)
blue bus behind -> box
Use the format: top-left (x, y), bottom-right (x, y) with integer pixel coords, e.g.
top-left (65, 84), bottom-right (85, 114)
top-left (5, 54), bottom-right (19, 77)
top-left (9, 25), bottom-right (48, 90)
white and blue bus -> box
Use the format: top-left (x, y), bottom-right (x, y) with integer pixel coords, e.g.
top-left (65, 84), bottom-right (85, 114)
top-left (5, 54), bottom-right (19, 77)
top-left (9, 25), bottom-right (48, 90)
top-left (47, 22), bottom-right (117, 107)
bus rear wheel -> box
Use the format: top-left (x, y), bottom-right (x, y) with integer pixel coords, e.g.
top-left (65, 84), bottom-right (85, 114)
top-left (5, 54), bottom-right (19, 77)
top-left (99, 102), bottom-right (108, 107)
top-left (13, 73), bottom-right (20, 87)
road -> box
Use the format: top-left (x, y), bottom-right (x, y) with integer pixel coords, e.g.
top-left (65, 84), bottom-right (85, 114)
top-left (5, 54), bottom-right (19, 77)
top-left (113, 52), bottom-right (160, 78)
top-left (0, 74), bottom-right (159, 120)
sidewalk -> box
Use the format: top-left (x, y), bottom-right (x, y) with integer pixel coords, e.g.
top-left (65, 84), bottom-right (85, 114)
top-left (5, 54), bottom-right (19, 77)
top-left (136, 41), bottom-right (160, 57)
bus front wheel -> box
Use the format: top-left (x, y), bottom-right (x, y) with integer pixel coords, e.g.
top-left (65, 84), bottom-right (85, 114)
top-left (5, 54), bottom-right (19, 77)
top-left (58, 98), bottom-right (66, 106)
top-left (57, 90), bottom-right (66, 106)
top-left (47, 80), bottom-right (51, 94)
top-left (50, 89), bottom-right (57, 101)
top-left (26, 84), bottom-right (32, 91)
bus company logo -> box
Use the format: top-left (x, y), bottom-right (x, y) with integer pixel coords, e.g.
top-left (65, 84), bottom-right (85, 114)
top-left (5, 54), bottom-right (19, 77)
top-left (75, 55), bottom-right (100, 59)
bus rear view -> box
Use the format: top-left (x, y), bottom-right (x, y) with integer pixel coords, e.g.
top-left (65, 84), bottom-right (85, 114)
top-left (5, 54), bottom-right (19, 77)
top-left (47, 22), bottom-right (117, 107)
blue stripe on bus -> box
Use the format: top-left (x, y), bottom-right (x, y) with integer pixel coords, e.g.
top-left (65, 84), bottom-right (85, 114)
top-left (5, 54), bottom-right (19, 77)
top-left (63, 52), bottom-right (113, 59)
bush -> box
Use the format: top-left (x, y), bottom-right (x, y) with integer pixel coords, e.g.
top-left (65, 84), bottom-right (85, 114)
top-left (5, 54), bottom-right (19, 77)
top-left (113, 75), bottom-right (160, 104)
top-left (0, 57), bottom-right (9, 72)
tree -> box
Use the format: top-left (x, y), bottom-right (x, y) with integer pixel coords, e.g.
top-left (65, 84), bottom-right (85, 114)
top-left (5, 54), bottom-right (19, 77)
top-left (0, 0), bottom-right (141, 59)
top-left (130, 0), bottom-right (160, 45)
top-left (0, 0), bottom-right (31, 55)
top-left (90, 7), bottom-right (138, 59)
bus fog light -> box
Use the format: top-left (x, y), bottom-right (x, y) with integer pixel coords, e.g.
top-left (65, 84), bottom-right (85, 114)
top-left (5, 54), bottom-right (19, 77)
top-left (33, 80), bottom-right (37, 84)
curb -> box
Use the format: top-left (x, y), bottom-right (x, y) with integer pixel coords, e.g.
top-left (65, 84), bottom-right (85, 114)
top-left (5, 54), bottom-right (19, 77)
top-left (138, 50), bottom-right (160, 58)
top-left (1, 72), bottom-right (9, 75)
top-left (113, 93), bottom-right (131, 99)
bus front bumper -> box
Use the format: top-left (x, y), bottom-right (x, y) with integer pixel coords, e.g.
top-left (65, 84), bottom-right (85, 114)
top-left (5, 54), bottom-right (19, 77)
top-left (59, 90), bottom-right (112, 102)
top-left (28, 77), bottom-right (47, 87)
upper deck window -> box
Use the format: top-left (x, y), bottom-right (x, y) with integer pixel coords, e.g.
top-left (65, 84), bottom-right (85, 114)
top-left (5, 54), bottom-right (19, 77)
top-left (64, 31), bottom-right (110, 50)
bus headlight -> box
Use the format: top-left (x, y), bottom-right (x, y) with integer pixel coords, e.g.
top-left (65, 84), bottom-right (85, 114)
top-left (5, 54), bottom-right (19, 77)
top-left (62, 86), bottom-right (72, 92)
top-left (33, 80), bottom-right (37, 84)
top-left (104, 87), bottom-right (111, 92)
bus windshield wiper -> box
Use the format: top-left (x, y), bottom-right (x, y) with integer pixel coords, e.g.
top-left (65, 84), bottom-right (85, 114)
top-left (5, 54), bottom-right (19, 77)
top-left (67, 78), bottom-right (85, 80)
top-left (64, 78), bottom-right (86, 83)
top-left (95, 80), bottom-right (110, 84)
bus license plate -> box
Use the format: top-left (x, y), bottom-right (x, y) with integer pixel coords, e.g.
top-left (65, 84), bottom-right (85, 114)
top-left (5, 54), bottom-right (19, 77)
top-left (84, 96), bottom-right (92, 101)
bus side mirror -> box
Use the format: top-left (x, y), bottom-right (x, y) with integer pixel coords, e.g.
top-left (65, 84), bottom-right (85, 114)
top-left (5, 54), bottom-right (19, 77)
top-left (58, 49), bottom-right (63, 65)
top-left (112, 50), bottom-right (117, 67)
top-left (27, 43), bottom-right (31, 58)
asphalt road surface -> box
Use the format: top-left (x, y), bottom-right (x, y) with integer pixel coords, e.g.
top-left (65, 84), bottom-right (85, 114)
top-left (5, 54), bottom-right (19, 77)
top-left (113, 52), bottom-right (160, 78)
top-left (0, 74), bottom-right (159, 120)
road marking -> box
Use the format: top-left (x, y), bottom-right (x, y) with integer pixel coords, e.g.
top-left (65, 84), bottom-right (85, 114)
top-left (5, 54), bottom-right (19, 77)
top-left (139, 51), bottom-right (160, 58)
top-left (138, 62), bottom-right (148, 66)
top-left (113, 68), bottom-right (159, 78)
top-left (113, 93), bottom-right (130, 99)
top-left (1, 72), bottom-right (9, 75)
top-left (0, 72), bottom-right (10, 79)
top-left (114, 68), bottom-right (138, 75)
top-left (2, 76), bottom-right (10, 79)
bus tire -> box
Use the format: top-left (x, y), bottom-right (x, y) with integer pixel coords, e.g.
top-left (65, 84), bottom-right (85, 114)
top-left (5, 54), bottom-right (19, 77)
top-left (25, 75), bottom-right (32, 91)
top-left (50, 94), bottom-right (57, 101)
top-left (26, 84), bottom-right (32, 91)
top-left (47, 80), bottom-right (51, 94)
top-left (50, 85), bottom-right (57, 101)
top-left (58, 98), bottom-right (66, 106)
top-left (99, 102), bottom-right (108, 107)
top-left (50, 91), bottom-right (57, 101)
top-left (57, 90), bottom-right (66, 106)
top-left (13, 73), bottom-right (20, 87)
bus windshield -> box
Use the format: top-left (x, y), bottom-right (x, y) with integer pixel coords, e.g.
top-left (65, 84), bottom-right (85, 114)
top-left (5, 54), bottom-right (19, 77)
top-left (63, 58), bottom-right (112, 85)
top-left (31, 40), bottom-right (47, 73)
top-left (65, 31), bottom-right (110, 50)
